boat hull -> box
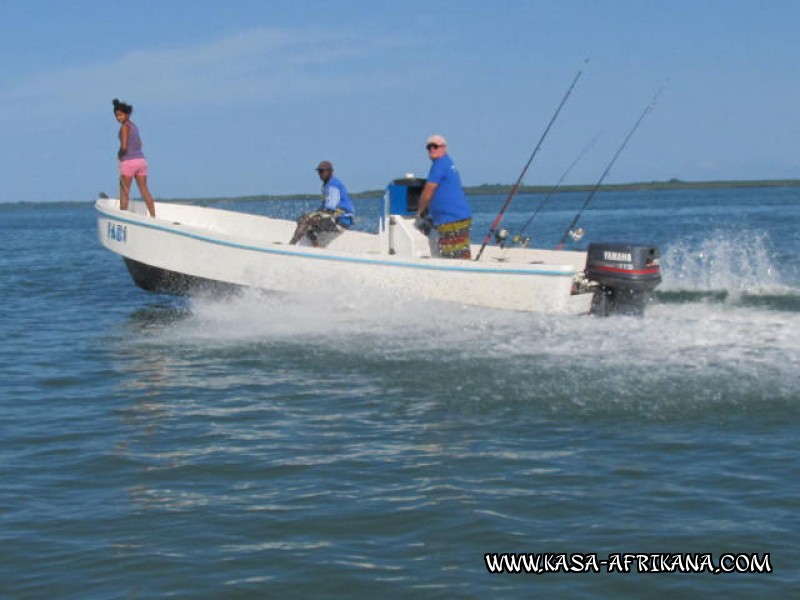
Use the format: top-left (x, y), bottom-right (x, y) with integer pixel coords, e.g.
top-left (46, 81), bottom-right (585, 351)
top-left (124, 258), bottom-right (243, 295)
top-left (96, 198), bottom-right (595, 314)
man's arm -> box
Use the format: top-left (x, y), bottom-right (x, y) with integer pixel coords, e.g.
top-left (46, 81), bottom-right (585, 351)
top-left (417, 182), bottom-right (438, 216)
top-left (323, 185), bottom-right (341, 211)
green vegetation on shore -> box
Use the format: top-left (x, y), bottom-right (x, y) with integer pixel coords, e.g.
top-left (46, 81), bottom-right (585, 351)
top-left (166, 178), bottom-right (800, 204)
top-left (462, 178), bottom-right (800, 196)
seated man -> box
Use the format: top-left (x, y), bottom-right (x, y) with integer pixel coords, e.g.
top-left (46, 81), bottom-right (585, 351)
top-left (289, 161), bottom-right (355, 246)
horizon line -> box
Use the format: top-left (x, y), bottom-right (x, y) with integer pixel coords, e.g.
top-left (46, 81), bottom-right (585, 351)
top-left (3, 177), bottom-right (799, 207)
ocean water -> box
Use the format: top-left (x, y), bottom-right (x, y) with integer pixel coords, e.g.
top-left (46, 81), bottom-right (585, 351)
top-left (1, 187), bottom-right (798, 598)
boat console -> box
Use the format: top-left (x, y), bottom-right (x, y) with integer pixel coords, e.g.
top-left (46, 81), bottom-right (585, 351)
top-left (384, 177), bottom-right (438, 259)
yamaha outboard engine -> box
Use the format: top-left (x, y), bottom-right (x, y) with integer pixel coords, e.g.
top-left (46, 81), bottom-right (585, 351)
top-left (586, 242), bottom-right (661, 316)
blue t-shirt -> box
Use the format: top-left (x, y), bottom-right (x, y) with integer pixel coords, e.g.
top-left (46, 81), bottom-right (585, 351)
top-left (426, 154), bottom-right (471, 225)
top-left (321, 176), bottom-right (355, 216)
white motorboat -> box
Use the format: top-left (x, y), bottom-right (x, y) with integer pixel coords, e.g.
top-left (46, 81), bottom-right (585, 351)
top-left (95, 178), bottom-right (661, 315)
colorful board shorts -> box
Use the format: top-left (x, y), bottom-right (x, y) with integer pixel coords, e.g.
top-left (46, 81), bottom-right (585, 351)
top-left (119, 158), bottom-right (148, 178)
top-left (436, 218), bottom-right (472, 259)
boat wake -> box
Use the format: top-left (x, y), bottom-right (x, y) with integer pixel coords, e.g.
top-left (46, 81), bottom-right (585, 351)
top-left (120, 227), bottom-right (799, 422)
top-left (653, 228), bottom-right (799, 314)
top-left (658, 228), bottom-right (796, 301)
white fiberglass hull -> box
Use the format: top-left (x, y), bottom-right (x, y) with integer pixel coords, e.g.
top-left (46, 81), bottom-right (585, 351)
top-left (96, 198), bottom-right (595, 314)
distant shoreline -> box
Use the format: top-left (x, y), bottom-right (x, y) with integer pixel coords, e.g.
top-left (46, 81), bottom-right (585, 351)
top-left (178, 178), bottom-right (800, 204)
top-left (3, 178), bottom-right (799, 207)
top-left (461, 178), bottom-right (800, 196)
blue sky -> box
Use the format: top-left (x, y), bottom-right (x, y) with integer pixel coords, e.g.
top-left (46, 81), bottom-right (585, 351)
top-left (2, 0), bottom-right (798, 203)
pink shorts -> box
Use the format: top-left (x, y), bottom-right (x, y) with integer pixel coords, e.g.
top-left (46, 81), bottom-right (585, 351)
top-left (119, 158), bottom-right (148, 178)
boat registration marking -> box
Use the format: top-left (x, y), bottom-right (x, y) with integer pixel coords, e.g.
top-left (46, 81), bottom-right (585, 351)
top-left (107, 221), bottom-right (127, 243)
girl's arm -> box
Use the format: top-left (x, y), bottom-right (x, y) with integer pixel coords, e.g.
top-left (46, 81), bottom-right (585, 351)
top-left (117, 123), bottom-right (129, 160)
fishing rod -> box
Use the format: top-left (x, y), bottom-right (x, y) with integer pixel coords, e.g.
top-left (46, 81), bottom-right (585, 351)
top-left (555, 85), bottom-right (665, 250)
top-left (512, 132), bottom-right (601, 247)
top-left (474, 59), bottom-right (588, 261)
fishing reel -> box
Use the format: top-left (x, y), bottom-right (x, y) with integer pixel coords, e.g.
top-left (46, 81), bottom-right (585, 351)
top-left (568, 228), bottom-right (585, 242)
top-left (494, 228), bottom-right (509, 248)
top-left (512, 234), bottom-right (531, 248)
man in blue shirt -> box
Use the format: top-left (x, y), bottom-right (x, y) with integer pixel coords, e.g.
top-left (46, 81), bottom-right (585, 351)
top-left (416, 135), bottom-right (473, 259)
top-left (289, 161), bottom-right (355, 246)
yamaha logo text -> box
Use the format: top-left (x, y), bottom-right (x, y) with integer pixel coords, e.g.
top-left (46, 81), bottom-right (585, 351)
top-left (603, 251), bottom-right (632, 262)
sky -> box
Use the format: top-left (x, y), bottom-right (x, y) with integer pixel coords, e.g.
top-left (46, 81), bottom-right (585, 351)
top-left (1, 0), bottom-right (798, 203)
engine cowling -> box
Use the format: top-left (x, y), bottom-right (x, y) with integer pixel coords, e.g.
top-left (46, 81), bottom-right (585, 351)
top-left (585, 242), bottom-right (661, 316)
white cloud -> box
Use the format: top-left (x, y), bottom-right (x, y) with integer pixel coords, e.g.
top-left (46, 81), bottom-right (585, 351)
top-left (0, 26), bottom-right (417, 124)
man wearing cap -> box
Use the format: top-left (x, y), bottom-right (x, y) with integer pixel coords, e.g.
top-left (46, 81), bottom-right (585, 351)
top-left (289, 161), bottom-right (355, 246)
top-left (416, 135), bottom-right (473, 259)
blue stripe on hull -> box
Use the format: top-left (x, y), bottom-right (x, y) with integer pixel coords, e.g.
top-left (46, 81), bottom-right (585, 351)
top-left (100, 210), bottom-right (576, 278)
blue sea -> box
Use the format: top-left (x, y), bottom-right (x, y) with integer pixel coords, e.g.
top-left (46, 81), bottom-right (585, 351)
top-left (1, 187), bottom-right (798, 598)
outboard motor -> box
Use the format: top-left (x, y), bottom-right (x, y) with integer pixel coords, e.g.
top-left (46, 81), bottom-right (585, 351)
top-left (586, 242), bottom-right (661, 316)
